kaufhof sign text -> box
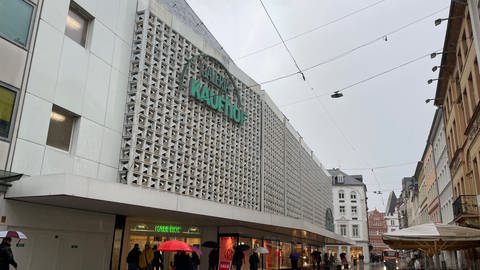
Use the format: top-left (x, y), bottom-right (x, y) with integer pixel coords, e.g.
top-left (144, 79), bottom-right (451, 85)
top-left (184, 55), bottom-right (245, 124)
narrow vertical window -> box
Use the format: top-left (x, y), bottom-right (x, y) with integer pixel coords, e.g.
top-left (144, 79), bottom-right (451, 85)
top-left (0, 85), bottom-right (16, 139)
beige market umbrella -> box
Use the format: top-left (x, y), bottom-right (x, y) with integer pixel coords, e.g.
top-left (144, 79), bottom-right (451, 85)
top-left (383, 223), bottom-right (480, 269)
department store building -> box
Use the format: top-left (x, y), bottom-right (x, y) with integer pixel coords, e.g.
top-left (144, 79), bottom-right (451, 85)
top-left (0, 0), bottom-right (350, 269)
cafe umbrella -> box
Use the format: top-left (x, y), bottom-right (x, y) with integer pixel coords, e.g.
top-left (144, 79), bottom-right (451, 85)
top-left (383, 223), bottom-right (480, 269)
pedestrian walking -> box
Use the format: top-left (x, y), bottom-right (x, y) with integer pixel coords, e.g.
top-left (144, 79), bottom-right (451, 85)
top-left (414, 257), bottom-right (421, 270)
top-left (127, 244), bottom-right (141, 270)
top-left (174, 251), bottom-right (191, 270)
top-left (233, 247), bottom-right (244, 270)
top-left (0, 237), bottom-right (17, 270)
top-left (191, 251), bottom-right (200, 270)
top-left (248, 252), bottom-right (260, 270)
top-left (208, 248), bottom-right (219, 270)
top-left (289, 252), bottom-right (299, 270)
top-left (139, 242), bottom-right (154, 270)
top-left (152, 245), bottom-right (163, 270)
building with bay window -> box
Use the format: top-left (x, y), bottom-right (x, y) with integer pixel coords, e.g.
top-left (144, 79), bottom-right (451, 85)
top-left (0, 0), bottom-right (349, 269)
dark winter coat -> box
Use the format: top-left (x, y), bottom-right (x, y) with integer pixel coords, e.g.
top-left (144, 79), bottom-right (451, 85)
top-left (127, 247), bottom-right (141, 266)
top-left (248, 253), bottom-right (260, 270)
top-left (0, 242), bottom-right (17, 270)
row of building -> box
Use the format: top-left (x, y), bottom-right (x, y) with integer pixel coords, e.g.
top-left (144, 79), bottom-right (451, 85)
top-left (397, 0), bottom-right (480, 268)
top-left (0, 0), bottom-right (365, 269)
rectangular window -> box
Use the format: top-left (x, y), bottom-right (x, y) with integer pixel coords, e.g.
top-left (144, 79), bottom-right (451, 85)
top-left (339, 192), bottom-right (344, 199)
top-left (352, 225), bottom-right (359, 237)
top-left (0, 85), bottom-right (17, 139)
top-left (340, 225), bottom-right (347, 236)
top-left (0, 0), bottom-right (33, 47)
top-left (46, 105), bottom-right (77, 151)
top-left (65, 2), bottom-right (91, 47)
top-left (351, 206), bottom-right (357, 215)
top-left (339, 206), bottom-right (345, 214)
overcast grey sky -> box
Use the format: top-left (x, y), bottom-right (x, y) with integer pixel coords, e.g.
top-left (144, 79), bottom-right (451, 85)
top-left (186, 0), bottom-right (450, 211)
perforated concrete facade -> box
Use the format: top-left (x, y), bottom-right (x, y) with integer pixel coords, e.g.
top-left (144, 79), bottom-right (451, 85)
top-left (120, 1), bottom-right (332, 227)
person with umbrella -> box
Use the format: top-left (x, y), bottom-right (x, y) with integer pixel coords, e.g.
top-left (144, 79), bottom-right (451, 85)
top-left (208, 248), bottom-right (218, 270)
top-left (173, 251), bottom-right (191, 270)
top-left (0, 237), bottom-right (17, 270)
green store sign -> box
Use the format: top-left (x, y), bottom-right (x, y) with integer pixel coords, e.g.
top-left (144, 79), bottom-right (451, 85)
top-left (154, 225), bottom-right (182, 233)
top-left (180, 54), bottom-right (245, 124)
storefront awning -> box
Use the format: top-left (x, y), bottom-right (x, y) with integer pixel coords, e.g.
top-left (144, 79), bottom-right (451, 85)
top-left (0, 170), bottom-right (23, 193)
top-left (6, 174), bottom-right (353, 246)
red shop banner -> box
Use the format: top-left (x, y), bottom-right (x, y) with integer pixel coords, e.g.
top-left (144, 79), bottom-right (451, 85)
top-left (218, 260), bottom-right (231, 270)
top-left (219, 236), bottom-right (235, 270)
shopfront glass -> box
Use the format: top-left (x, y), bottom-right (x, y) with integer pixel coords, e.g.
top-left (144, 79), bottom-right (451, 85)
top-left (127, 222), bottom-right (201, 270)
top-left (263, 240), bottom-right (280, 269)
top-left (299, 244), bottom-right (312, 268)
top-left (219, 236), bottom-right (235, 270)
top-left (279, 242), bottom-right (291, 269)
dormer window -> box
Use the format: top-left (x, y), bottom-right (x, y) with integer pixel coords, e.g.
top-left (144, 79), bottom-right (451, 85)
top-left (336, 175), bottom-right (344, 183)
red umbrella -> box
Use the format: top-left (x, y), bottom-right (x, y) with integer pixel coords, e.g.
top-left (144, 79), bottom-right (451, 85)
top-left (158, 240), bottom-right (192, 252)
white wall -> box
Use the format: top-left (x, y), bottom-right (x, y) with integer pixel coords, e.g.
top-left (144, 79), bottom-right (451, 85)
top-left (11, 0), bottom-right (137, 182)
top-left (1, 198), bottom-right (115, 270)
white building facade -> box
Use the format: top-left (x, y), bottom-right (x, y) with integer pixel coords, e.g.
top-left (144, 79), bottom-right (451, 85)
top-left (0, 0), bottom-right (348, 269)
top-left (327, 169), bottom-right (370, 263)
top-left (431, 109), bottom-right (457, 268)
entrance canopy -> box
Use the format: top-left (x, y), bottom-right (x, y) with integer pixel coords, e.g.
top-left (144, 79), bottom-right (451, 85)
top-left (6, 174), bottom-right (354, 246)
top-left (382, 223), bottom-right (480, 255)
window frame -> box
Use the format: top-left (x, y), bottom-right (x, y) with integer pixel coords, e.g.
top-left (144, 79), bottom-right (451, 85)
top-left (339, 205), bottom-right (345, 214)
top-left (46, 105), bottom-right (78, 152)
top-left (340, 225), bottom-right (347, 236)
top-left (0, 0), bottom-right (35, 49)
top-left (64, 1), bottom-right (93, 47)
top-left (0, 82), bottom-right (20, 141)
top-left (352, 225), bottom-right (359, 238)
top-left (351, 206), bottom-right (358, 215)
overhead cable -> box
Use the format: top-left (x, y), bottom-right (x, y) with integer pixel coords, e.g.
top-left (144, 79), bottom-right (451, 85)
top-left (301, 6), bottom-right (449, 73)
top-left (341, 161), bottom-right (418, 171)
top-left (236, 0), bottom-right (389, 60)
top-left (244, 6), bottom-right (448, 90)
top-left (278, 51), bottom-right (434, 107)
top-left (258, 0), bottom-right (306, 80)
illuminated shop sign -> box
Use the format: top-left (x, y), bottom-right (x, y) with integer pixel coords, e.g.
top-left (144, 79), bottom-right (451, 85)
top-left (180, 54), bottom-right (245, 124)
top-left (131, 224), bottom-right (200, 234)
top-left (154, 225), bottom-right (182, 233)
